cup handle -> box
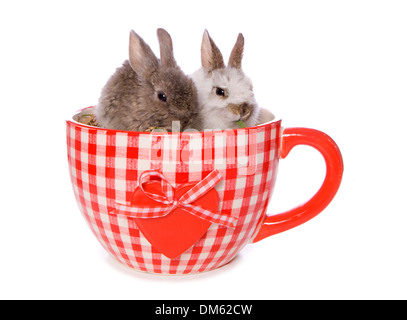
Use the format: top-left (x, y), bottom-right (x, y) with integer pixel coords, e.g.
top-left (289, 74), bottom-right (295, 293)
top-left (253, 127), bottom-right (344, 242)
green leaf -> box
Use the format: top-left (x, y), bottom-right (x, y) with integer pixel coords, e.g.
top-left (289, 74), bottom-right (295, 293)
top-left (237, 120), bottom-right (245, 128)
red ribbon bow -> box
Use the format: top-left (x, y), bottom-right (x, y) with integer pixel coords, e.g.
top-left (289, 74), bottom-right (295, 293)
top-left (111, 170), bottom-right (238, 229)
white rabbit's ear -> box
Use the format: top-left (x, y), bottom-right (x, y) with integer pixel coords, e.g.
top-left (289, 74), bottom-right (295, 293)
top-left (157, 28), bottom-right (178, 69)
top-left (228, 33), bottom-right (244, 69)
top-left (201, 30), bottom-right (225, 72)
top-left (129, 30), bottom-right (159, 77)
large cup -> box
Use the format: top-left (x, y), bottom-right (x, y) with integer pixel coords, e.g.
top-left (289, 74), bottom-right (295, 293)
top-left (66, 107), bottom-right (343, 275)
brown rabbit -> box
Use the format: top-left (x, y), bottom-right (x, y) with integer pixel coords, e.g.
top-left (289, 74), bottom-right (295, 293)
top-left (96, 29), bottom-right (202, 132)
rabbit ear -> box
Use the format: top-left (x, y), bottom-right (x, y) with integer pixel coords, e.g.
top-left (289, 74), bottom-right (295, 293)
top-left (228, 33), bottom-right (244, 69)
top-left (201, 30), bottom-right (225, 72)
top-left (157, 28), bottom-right (178, 69)
top-left (129, 30), bottom-right (159, 77)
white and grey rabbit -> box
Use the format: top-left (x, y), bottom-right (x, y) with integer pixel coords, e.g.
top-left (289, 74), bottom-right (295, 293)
top-left (191, 30), bottom-right (275, 130)
top-left (96, 28), bottom-right (202, 132)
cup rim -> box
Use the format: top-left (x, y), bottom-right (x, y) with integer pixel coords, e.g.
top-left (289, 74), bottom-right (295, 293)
top-left (66, 106), bottom-right (282, 134)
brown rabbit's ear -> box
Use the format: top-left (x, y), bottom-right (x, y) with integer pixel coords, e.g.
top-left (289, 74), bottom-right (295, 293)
top-left (228, 33), bottom-right (244, 69)
top-left (129, 30), bottom-right (159, 77)
top-left (201, 30), bottom-right (225, 72)
top-left (157, 28), bottom-right (178, 69)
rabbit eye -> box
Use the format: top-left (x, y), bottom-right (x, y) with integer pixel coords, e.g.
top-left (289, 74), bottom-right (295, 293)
top-left (215, 87), bottom-right (226, 97)
top-left (157, 91), bottom-right (167, 102)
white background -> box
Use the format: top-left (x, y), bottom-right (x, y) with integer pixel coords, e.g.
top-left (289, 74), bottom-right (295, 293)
top-left (1, 0), bottom-right (406, 300)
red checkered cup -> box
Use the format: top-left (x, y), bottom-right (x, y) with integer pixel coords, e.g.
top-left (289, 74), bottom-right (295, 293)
top-left (66, 107), bottom-right (343, 275)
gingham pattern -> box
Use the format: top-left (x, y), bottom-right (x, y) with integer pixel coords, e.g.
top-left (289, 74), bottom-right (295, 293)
top-left (67, 109), bottom-right (281, 274)
top-left (111, 169), bottom-right (238, 228)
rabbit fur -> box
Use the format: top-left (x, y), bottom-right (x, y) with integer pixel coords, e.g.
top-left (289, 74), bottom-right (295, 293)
top-left (96, 29), bottom-right (202, 132)
top-left (191, 30), bottom-right (274, 130)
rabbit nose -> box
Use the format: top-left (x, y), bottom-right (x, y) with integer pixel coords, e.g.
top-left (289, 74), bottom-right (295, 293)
top-left (227, 103), bottom-right (251, 121)
top-left (227, 103), bottom-right (241, 116)
top-left (227, 103), bottom-right (250, 118)
top-left (240, 104), bottom-right (251, 121)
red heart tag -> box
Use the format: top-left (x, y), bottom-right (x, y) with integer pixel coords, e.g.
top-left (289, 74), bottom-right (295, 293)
top-left (131, 181), bottom-right (219, 259)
